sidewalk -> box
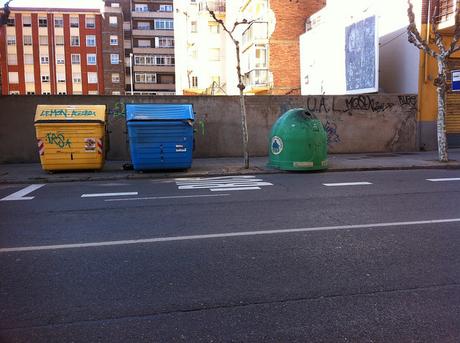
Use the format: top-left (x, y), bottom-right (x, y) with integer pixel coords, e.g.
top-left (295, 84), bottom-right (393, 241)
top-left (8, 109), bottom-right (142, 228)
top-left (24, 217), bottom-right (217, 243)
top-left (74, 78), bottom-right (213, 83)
top-left (1, 149), bottom-right (460, 184)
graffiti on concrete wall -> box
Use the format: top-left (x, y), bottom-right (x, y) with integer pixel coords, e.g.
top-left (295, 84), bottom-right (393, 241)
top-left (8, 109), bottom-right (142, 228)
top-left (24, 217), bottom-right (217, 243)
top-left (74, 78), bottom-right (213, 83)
top-left (398, 95), bottom-right (417, 109)
top-left (323, 120), bottom-right (341, 144)
top-left (333, 95), bottom-right (395, 113)
top-left (108, 100), bottom-right (126, 118)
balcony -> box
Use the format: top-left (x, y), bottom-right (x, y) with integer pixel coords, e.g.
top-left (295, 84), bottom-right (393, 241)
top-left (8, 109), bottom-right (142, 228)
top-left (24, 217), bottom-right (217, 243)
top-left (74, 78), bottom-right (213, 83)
top-left (132, 11), bottom-right (172, 19)
top-left (244, 69), bottom-right (271, 88)
top-left (133, 47), bottom-right (174, 54)
top-left (132, 29), bottom-right (174, 36)
top-left (198, 0), bottom-right (225, 14)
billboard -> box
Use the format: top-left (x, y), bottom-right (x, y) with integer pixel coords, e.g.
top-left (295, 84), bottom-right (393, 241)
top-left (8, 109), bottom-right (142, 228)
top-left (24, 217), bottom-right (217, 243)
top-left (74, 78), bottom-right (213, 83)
top-left (345, 16), bottom-right (379, 94)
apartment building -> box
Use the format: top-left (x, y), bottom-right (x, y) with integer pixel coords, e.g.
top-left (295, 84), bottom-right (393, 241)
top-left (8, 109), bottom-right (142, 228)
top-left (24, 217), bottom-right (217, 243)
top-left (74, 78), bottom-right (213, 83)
top-left (0, 6), bottom-right (105, 95)
top-left (174, 0), bottom-right (227, 95)
top-left (102, 2), bottom-right (126, 95)
top-left (174, 0), bottom-right (325, 95)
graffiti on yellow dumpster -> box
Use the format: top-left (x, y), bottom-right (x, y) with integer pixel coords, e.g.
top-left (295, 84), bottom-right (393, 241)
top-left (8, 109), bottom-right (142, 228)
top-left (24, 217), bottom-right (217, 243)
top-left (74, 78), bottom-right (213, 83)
top-left (45, 132), bottom-right (72, 148)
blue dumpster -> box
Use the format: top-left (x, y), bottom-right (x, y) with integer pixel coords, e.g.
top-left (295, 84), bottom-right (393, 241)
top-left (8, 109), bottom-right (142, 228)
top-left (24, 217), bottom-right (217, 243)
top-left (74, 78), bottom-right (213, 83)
top-left (126, 104), bottom-right (194, 170)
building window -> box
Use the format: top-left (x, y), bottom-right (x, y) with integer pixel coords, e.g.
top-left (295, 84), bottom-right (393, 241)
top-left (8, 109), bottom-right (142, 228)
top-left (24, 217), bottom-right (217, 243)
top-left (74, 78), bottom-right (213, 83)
top-left (42, 91), bottom-right (51, 95)
top-left (56, 55), bottom-right (65, 64)
top-left (71, 54), bottom-right (81, 64)
top-left (71, 36), bottom-right (80, 46)
top-left (155, 19), bottom-right (173, 30)
top-left (135, 73), bottom-right (156, 83)
top-left (88, 72), bottom-right (98, 84)
top-left (7, 36), bottom-right (16, 45)
top-left (23, 16), bottom-right (31, 27)
top-left (86, 35), bottom-right (96, 47)
top-left (9, 91), bottom-right (20, 95)
top-left (159, 4), bottom-right (173, 12)
top-left (73, 73), bottom-right (82, 83)
top-left (112, 73), bottom-right (120, 83)
top-left (58, 91), bottom-right (67, 95)
top-left (192, 76), bottom-right (198, 88)
top-left (209, 22), bottom-right (220, 33)
top-left (7, 18), bottom-right (15, 26)
top-left (55, 36), bottom-right (64, 46)
top-left (88, 91), bottom-right (99, 95)
top-left (156, 36), bottom-right (174, 48)
top-left (85, 16), bottom-right (96, 29)
top-left (190, 20), bottom-right (197, 32)
top-left (54, 17), bottom-right (63, 28)
top-left (8, 54), bottom-right (17, 65)
top-left (137, 22), bottom-right (150, 30)
top-left (138, 39), bottom-right (151, 48)
top-left (87, 54), bottom-right (97, 65)
top-left (255, 44), bottom-right (267, 68)
top-left (112, 91), bottom-right (121, 95)
top-left (25, 73), bottom-right (34, 82)
top-left (109, 16), bottom-right (118, 26)
top-left (73, 91), bottom-right (82, 95)
top-left (110, 35), bottom-right (118, 46)
top-left (155, 55), bottom-right (174, 65)
top-left (26, 91), bottom-right (35, 95)
top-left (40, 55), bottom-right (49, 64)
top-left (38, 17), bottom-right (47, 27)
top-left (209, 48), bottom-right (220, 61)
top-left (23, 35), bottom-right (32, 46)
top-left (70, 16), bottom-right (79, 28)
top-left (134, 4), bottom-right (148, 12)
top-left (39, 35), bottom-right (48, 46)
top-left (24, 54), bottom-right (34, 64)
top-left (41, 75), bottom-right (50, 82)
top-left (57, 73), bottom-right (66, 83)
top-left (111, 54), bottom-right (119, 64)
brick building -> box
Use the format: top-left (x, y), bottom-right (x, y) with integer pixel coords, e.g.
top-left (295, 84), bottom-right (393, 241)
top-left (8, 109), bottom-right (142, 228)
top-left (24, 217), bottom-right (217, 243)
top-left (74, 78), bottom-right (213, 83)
top-left (0, 6), bottom-right (105, 95)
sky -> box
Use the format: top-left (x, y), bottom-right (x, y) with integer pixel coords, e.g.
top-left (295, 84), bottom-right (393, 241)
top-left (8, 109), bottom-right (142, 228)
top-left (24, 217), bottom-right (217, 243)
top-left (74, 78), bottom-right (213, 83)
top-left (2, 0), bottom-right (103, 9)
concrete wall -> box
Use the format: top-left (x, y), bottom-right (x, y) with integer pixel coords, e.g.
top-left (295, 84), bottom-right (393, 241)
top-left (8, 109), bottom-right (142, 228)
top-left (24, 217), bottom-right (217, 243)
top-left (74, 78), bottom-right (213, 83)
top-left (0, 94), bottom-right (418, 163)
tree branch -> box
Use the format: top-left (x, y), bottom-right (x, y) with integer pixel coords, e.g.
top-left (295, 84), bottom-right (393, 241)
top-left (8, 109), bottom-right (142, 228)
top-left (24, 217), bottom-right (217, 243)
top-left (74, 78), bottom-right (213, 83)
top-left (448, 0), bottom-right (460, 54)
top-left (407, 0), bottom-right (439, 58)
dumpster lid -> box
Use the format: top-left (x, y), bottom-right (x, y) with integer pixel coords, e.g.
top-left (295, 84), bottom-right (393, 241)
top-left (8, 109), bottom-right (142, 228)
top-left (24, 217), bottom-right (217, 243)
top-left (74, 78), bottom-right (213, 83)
top-left (126, 104), bottom-right (194, 121)
top-left (34, 105), bottom-right (106, 123)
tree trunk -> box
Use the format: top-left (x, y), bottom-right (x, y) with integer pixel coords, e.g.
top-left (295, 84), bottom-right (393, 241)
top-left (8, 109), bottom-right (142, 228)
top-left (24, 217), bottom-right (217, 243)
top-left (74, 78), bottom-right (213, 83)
top-left (239, 90), bottom-right (249, 169)
top-left (437, 59), bottom-right (449, 162)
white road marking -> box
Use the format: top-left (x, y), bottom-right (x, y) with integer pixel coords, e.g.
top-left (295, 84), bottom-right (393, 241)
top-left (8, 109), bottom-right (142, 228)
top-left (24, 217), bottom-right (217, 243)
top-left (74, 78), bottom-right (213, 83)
top-left (323, 182), bottom-right (373, 187)
top-left (427, 178), bottom-right (460, 182)
top-left (81, 192), bottom-right (138, 198)
top-left (0, 184), bottom-right (45, 201)
top-left (176, 175), bottom-right (273, 192)
top-left (105, 194), bottom-right (230, 202)
top-left (210, 187), bottom-right (261, 191)
top-left (2, 217), bottom-right (460, 253)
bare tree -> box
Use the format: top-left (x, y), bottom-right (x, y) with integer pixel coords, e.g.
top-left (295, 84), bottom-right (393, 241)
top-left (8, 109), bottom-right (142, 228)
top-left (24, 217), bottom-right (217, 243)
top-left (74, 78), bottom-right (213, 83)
top-left (208, 8), bottom-right (254, 169)
top-left (407, 0), bottom-right (460, 162)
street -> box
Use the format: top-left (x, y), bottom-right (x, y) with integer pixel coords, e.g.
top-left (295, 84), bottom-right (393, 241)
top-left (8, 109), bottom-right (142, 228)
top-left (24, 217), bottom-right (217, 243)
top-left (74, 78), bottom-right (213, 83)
top-left (1, 169), bottom-right (460, 342)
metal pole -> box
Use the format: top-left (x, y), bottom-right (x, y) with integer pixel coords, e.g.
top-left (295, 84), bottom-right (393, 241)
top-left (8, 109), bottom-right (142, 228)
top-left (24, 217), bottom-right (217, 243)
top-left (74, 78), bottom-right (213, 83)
top-left (129, 52), bottom-right (133, 95)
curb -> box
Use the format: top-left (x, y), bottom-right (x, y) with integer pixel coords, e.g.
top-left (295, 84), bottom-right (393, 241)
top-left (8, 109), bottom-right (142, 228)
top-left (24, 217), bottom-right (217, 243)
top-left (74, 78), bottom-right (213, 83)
top-left (1, 163), bottom-right (460, 184)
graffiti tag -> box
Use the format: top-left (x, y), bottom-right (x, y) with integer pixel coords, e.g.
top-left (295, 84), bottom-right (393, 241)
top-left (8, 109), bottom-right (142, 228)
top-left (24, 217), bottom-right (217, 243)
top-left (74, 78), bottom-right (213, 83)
top-left (398, 95), bottom-right (417, 107)
top-left (324, 120), bottom-right (341, 144)
top-left (45, 133), bottom-right (72, 148)
top-left (109, 100), bottom-right (126, 118)
top-left (334, 95), bottom-right (394, 113)
top-left (40, 109), bottom-right (97, 117)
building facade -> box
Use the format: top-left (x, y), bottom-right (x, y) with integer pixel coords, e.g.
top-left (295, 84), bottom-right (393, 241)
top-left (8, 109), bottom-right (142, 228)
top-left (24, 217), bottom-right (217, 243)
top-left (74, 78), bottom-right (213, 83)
top-left (102, 2), bottom-right (126, 95)
top-left (174, 0), bottom-right (325, 95)
top-left (0, 7), bottom-right (105, 95)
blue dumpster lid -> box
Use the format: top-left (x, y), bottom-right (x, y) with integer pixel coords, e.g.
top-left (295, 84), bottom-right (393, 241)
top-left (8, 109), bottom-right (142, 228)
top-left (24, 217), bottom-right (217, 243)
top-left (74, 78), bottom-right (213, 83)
top-left (126, 104), bottom-right (194, 121)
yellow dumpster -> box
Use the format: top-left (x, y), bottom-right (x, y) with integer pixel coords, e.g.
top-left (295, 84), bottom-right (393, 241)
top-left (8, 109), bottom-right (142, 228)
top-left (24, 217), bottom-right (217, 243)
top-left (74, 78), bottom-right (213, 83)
top-left (34, 105), bottom-right (107, 171)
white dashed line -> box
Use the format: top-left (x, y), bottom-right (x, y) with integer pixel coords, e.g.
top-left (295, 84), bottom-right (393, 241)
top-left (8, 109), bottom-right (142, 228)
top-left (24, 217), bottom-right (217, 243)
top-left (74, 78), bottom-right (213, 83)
top-left (81, 192), bottom-right (138, 198)
top-left (427, 178), bottom-right (460, 182)
top-left (323, 182), bottom-right (373, 187)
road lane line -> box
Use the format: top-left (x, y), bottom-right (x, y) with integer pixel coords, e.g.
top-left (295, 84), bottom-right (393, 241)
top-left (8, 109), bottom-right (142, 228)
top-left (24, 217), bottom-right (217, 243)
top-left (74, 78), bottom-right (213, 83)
top-left (427, 178), bottom-right (460, 182)
top-left (210, 187), bottom-right (261, 191)
top-left (2, 218), bottom-right (460, 253)
top-left (323, 182), bottom-right (373, 187)
top-left (105, 194), bottom-right (230, 202)
top-left (81, 192), bottom-right (138, 198)
top-left (0, 184), bottom-right (45, 201)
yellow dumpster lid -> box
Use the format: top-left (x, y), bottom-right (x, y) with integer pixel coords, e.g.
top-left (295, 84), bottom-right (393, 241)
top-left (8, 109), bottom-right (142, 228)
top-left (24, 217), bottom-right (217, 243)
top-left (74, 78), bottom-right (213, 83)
top-left (34, 105), bottom-right (106, 123)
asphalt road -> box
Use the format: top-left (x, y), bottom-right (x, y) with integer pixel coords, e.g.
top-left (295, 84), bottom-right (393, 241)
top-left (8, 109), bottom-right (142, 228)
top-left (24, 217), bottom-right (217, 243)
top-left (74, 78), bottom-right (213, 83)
top-left (1, 169), bottom-right (460, 342)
